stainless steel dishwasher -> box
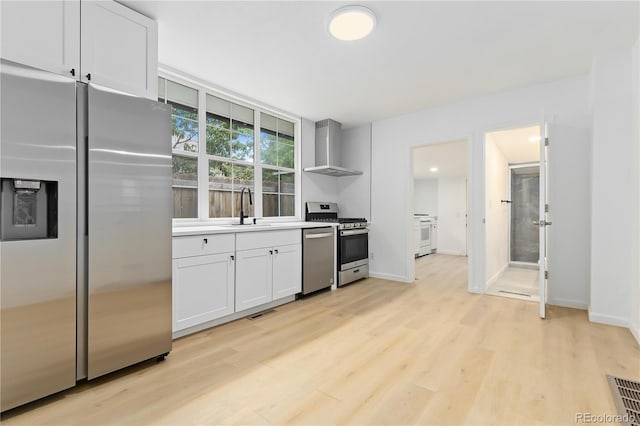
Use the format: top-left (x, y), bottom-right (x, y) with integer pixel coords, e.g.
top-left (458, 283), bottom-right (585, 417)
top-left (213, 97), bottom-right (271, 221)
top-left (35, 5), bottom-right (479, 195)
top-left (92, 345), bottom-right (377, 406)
top-left (302, 227), bottom-right (335, 294)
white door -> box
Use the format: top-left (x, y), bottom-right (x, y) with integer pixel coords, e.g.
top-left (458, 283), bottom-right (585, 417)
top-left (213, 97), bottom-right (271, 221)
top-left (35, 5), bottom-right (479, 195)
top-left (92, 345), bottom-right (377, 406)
top-left (81, 0), bottom-right (158, 99)
top-left (539, 123), bottom-right (549, 318)
top-left (173, 252), bottom-right (235, 332)
top-left (272, 244), bottom-right (302, 299)
top-left (235, 248), bottom-right (273, 311)
top-left (0, 0), bottom-right (80, 79)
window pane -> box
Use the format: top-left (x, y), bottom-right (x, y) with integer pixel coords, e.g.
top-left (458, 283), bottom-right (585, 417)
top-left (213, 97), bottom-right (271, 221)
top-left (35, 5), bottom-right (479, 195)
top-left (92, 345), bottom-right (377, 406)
top-left (206, 112), bottom-right (230, 130)
top-left (173, 155), bottom-right (197, 187)
top-left (172, 155), bottom-right (197, 218)
top-left (206, 125), bottom-right (231, 157)
top-left (280, 194), bottom-right (295, 216)
top-left (167, 80), bottom-right (198, 109)
top-left (209, 161), bottom-right (254, 218)
top-left (263, 194), bottom-right (278, 217)
top-left (170, 102), bottom-right (199, 153)
top-left (279, 171), bottom-right (295, 194)
top-left (231, 131), bottom-right (254, 161)
top-left (262, 168), bottom-right (295, 217)
top-left (278, 118), bottom-right (294, 137)
top-left (232, 104), bottom-right (254, 126)
top-left (277, 138), bottom-right (294, 168)
top-left (262, 168), bottom-right (278, 193)
top-left (260, 129), bottom-right (277, 166)
top-left (206, 94), bottom-right (230, 118)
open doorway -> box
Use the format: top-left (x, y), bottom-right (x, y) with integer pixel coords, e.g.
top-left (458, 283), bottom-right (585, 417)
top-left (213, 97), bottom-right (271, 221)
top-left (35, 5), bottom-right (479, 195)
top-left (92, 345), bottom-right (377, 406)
top-left (484, 125), bottom-right (541, 301)
top-left (412, 140), bottom-right (468, 277)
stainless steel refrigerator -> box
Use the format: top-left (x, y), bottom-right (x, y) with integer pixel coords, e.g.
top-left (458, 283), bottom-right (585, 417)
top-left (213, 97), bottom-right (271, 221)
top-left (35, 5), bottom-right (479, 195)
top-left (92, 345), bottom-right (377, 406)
top-left (0, 59), bottom-right (172, 411)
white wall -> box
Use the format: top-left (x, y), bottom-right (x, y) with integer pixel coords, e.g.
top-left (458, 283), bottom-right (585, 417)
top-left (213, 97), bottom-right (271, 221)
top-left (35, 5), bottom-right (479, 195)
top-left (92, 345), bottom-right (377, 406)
top-left (338, 124), bottom-right (371, 219)
top-left (413, 179), bottom-right (438, 216)
top-left (301, 118), bottom-right (338, 208)
top-left (546, 123), bottom-right (591, 309)
top-left (370, 75), bottom-right (591, 293)
top-left (589, 47), bottom-right (635, 328)
top-left (437, 177), bottom-right (467, 256)
top-left (484, 138), bottom-right (509, 286)
top-left (632, 38), bottom-right (640, 344)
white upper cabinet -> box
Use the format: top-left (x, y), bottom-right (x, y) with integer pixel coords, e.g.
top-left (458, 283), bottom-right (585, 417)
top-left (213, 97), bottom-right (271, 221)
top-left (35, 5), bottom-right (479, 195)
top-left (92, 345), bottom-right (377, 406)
top-left (81, 1), bottom-right (158, 99)
top-left (1, 0), bottom-right (157, 99)
top-left (0, 0), bottom-right (80, 79)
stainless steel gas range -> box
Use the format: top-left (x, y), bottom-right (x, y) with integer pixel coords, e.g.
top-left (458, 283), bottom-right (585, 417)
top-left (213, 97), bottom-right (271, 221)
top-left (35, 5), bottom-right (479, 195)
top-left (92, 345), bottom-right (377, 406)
top-left (306, 202), bottom-right (369, 287)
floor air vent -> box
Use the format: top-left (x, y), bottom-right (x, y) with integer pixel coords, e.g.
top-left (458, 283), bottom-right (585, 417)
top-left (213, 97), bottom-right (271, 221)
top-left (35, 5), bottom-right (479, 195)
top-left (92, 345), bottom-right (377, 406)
top-left (607, 375), bottom-right (640, 426)
top-left (247, 309), bottom-right (276, 321)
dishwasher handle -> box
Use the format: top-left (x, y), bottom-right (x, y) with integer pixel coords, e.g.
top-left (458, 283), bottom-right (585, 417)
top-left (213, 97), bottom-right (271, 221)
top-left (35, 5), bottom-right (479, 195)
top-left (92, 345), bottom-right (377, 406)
top-left (305, 232), bottom-right (333, 239)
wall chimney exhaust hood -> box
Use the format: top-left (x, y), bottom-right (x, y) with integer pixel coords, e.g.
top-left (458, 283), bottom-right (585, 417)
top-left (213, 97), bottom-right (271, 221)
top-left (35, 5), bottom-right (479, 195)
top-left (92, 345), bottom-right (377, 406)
top-left (303, 119), bottom-right (363, 177)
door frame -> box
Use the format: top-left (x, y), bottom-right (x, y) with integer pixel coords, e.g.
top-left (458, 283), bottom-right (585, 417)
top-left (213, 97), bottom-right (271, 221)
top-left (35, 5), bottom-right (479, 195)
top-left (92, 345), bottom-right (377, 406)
top-left (481, 119), bottom-right (542, 294)
top-left (408, 136), bottom-right (472, 292)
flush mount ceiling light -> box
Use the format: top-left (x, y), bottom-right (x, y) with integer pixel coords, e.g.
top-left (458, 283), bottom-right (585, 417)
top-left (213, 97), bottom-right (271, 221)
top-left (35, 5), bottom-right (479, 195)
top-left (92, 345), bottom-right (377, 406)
top-left (430, 167), bottom-right (439, 172)
top-left (328, 5), bottom-right (377, 41)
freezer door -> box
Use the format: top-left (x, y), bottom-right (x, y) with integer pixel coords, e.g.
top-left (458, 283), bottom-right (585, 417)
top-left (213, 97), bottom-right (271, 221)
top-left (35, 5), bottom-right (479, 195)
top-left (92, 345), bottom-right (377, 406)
top-left (0, 60), bottom-right (77, 411)
top-left (87, 85), bottom-right (172, 379)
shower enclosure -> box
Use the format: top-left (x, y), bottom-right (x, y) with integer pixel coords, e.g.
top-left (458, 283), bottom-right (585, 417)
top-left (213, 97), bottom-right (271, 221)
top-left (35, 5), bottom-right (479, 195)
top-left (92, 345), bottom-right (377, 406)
top-left (510, 165), bottom-right (540, 264)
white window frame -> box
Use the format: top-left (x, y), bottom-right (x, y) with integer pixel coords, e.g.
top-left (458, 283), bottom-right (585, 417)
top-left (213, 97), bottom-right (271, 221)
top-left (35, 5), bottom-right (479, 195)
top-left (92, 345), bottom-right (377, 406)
top-left (160, 70), bottom-right (302, 224)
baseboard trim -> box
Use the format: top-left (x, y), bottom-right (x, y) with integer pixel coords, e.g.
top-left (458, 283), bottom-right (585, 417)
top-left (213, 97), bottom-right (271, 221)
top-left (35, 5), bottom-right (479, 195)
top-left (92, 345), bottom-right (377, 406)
top-left (547, 297), bottom-right (588, 310)
top-left (631, 322), bottom-right (640, 346)
top-left (369, 271), bottom-right (412, 283)
top-left (588, 310), bottom-right (630, 328)
top-left (485, 263), bottom-right (508, 290)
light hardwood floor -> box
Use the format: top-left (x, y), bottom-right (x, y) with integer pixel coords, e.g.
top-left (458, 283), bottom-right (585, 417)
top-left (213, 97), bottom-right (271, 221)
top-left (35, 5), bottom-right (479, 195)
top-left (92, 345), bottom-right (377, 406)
top-left (3, 254), bottom-right (639, 425)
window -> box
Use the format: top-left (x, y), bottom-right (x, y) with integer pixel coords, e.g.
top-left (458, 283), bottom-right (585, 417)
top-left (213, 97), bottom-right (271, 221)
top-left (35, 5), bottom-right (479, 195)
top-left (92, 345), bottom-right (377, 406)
top-left (260, 113), bottom-right (295, 217)
top-left (207, 95), bottom-right (255, 218)
top-left (159, 76), bottom-right (299, 221)
top-left (158, 77), bottom-right (199, 218)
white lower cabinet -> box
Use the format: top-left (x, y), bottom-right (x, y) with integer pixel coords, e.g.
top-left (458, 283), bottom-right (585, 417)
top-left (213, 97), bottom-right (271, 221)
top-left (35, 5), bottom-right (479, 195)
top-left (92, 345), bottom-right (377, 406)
top-left (235, 248), bottom-right (273, 312)
top-left (172, 252), bottom-right (235, 332)
top-left (172, 229), bottom-right (302, 335)
top-left (272, 244), bottom-right (302, 299)
top-left (235, 230), bottom-right (302, 311)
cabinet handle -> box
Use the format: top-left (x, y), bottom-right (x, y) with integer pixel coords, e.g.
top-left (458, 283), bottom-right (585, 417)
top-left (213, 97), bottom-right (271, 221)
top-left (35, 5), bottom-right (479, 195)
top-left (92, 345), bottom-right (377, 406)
top-left (274, 249), bottom-right (279, 254)
top-left (230, 255), bottom-right (235, 261)
top-left (203, 238), bottom-right (208, 244)
top-left (70, 68), bottom-right (76, 76)
top-left (86, 73), bottom-right (91, 81)
top-left (269, 250), bottom-right (273, 255)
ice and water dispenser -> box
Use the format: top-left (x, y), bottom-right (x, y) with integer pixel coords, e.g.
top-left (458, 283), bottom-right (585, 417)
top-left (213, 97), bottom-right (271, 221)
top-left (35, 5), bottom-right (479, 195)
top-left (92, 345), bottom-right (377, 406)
top-left (0, 178), bottom-right (58, 241)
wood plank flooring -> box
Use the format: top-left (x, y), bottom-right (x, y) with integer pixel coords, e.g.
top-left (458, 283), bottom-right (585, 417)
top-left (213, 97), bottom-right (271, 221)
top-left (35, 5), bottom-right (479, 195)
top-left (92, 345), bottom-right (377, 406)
top-left (2, 254), bottom-right (639, 425)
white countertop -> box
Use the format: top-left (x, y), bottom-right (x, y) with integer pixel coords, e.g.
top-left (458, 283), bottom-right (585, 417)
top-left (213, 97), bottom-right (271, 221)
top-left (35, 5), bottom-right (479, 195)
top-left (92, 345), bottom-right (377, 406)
top-left (172, 221), bottom-right (337, 237)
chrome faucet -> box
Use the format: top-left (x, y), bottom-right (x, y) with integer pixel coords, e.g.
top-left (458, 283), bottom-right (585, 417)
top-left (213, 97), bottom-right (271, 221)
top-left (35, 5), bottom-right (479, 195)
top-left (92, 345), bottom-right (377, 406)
top-left (239, 187), bottom-right (252, 225)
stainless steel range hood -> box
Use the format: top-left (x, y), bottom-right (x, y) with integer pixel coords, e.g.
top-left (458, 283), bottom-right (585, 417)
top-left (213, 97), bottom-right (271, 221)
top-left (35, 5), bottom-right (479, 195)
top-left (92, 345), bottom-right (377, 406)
top-left (303, 119), bottom-right (363, 177)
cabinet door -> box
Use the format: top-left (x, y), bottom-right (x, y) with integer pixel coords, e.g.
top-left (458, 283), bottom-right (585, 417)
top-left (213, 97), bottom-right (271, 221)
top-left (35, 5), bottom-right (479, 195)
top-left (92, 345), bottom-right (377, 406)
top-left (1, 0), bottom-right (80, 79)
top-left (81, 0), bottom-right (158, 99)
top-left (272, 244), bottom-right (302, 299)
top-left (235, 248), bottom-right (272, 312)
top-left (173, 253), bottom-right (235, 332)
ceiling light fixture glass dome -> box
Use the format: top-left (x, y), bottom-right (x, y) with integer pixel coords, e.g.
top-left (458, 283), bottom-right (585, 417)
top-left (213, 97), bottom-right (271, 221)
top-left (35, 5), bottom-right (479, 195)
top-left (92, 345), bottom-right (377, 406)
top-left (328, 5), bottom-right (377, 41)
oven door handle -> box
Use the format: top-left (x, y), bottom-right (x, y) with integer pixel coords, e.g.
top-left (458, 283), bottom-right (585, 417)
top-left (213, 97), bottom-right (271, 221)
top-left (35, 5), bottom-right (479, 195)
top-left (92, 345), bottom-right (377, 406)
top-left (340, 229), bottom-right (369, 236)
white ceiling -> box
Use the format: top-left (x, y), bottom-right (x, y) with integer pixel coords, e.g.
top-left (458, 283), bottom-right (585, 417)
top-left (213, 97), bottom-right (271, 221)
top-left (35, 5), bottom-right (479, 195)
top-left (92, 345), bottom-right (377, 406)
top-left (122, 1), bottom-right (639, 128)
top-left (413, 140), bottom-right (468, 179)
top-left (486, 125), bottom-right (541, 164)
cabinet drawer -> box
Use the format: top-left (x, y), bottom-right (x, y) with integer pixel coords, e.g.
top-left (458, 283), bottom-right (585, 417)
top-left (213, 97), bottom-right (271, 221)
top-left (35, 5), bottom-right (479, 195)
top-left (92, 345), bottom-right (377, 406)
top-left (236, 229), bottom-right (300, 251)
top-left (173, 234), bottom-right (235, 259)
